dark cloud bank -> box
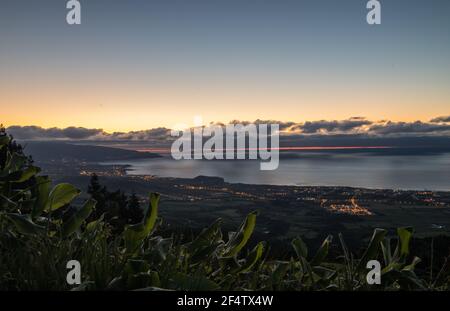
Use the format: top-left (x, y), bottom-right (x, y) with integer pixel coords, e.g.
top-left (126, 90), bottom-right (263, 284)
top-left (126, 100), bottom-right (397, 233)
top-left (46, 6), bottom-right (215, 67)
top-left (5, 116), bottom-right (450, 153)
top-left (7, 116), bottom-right (450, 139)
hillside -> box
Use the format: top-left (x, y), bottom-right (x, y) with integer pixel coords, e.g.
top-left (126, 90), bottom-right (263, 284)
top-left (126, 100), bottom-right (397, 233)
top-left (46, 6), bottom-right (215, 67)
top-left (21, 141), bottom-right (161, 162)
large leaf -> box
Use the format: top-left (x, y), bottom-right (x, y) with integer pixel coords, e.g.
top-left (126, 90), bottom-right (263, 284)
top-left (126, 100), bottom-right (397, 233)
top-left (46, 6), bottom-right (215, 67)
top-left (187, 218), bottom-right (223, 263)
top-left (189, 242), bottom-right (223, 264)
top-left (61, 199), bottom-right (96, 237)
top-left (222, 211), bottom-right (257, 258)
top-left (310, 235), bottom-right (332, 266)
top-left (235, 241), bottom-right (265, 274)
top-left (381, 237), bottom-right (393, 266)
top-left (292, 236), bottom-right (308, 259)
top-left (300, 257), bottom-right (321, 286)
top-left (45, 183), bottom-right (81, 212)
top-left (188, 218), bottom-right (223, 252)
top-left (397, 227), bottom-right (414, 258)
top-left (7, 166), bottom-right (40, 183)
top-left (271, 261), bottom-right (291, 286)
top-left (147, 236), bottom-right (173, 261)
top-left (313, 266), bottom-right (336, 280)
top-left (124, 193), bottom-right (160, 253)
top-left (357, 228), bottom-right (387, 272)
top-left (403, 256), bottom-right (421, 272)
top-left (6, 213), bottom-right (46, 235)
top-left (31, 176), bottom-right (52, 218)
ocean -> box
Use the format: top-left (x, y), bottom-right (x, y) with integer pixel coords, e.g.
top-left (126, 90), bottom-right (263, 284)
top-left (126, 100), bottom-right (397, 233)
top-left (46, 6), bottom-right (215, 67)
top-left (104, 153), bottom-right (450, 191)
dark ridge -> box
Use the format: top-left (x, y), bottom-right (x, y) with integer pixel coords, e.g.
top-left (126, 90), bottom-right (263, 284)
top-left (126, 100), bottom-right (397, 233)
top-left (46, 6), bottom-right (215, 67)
top-left (21, 141), bottom-right (161, 162)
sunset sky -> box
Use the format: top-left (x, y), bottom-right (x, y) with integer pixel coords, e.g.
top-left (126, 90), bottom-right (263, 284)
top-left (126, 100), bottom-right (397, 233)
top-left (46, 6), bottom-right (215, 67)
top-left (1, 0), bottom-right (450, 132)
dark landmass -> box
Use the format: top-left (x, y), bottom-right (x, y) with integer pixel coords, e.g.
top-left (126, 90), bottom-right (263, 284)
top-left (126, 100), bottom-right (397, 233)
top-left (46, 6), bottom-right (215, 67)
top-left (278, 147), bottom-right (450, 159)
top-left (281, 135), bottom-right (450, 152)
top-left (52, 169), bottom-right (450, 250)
top-left (21, 141), bottom-right (160, 162)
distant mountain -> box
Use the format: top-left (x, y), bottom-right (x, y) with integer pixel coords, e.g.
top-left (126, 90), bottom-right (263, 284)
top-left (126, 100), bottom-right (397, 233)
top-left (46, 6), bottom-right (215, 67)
top-left (21, 141), bottom-right (161, 162)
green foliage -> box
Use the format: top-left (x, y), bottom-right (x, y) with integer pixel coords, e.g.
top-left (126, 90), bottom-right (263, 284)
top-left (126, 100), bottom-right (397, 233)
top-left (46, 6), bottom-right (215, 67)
top-left (31, 176), bottom-right (51, 218)
top-left (397, 227), bottom-right (414, 258)
top-left (5, 213), bottom-right (45, 235)
top-left (292, 236), bottom-right (308, 259)
top-left (222, 211), bottom-right (257, 258)
top-left (356, 228), bottom-right (387, 272)
top-left (62, 199), bottom-right (96, 237)
top-left (234, 242), bottom-right (265, 274)
top-left (46, 183), bottom-right (81, 212)
top-left (124, 193), bottom-right (160, 254)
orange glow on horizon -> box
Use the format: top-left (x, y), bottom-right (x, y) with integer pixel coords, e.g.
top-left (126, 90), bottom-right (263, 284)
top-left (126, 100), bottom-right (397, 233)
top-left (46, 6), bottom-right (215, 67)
top-left (2, 74), bottom-right (449, 132)
top-left (136, 146), bottom-right (393, 154)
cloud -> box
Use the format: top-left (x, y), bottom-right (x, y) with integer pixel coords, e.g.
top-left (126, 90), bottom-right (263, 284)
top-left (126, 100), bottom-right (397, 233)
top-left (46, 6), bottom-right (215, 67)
top-left (368, 121), bottom-right (450, 135)
top-left (6, 125), bottom-right (172, 141)
top-left (6, 126), bottom-right (104, 140)
top-left (226, 119), bottom-right (370, 133)
top-left (108, 128), bottom-right (172, 141)
top-left (296, 119), bottom-right (372, 134)
top-left (6, 116), bottom-right (450, 141)
top-left (60, 127), bottom-right (105, 139)
top-left (430, 116), bottom-right (450, 123)
top-left (227, 119), bottom-right (295, 130)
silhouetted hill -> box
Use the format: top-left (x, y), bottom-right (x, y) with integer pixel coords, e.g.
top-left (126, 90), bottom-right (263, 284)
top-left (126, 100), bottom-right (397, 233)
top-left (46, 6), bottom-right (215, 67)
top-left (22, 141), bottom-right (161, 162)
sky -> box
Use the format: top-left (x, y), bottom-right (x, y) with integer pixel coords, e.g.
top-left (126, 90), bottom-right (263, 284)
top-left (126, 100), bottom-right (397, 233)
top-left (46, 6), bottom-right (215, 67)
top-left (1, 0), bottom-right (450, 132)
